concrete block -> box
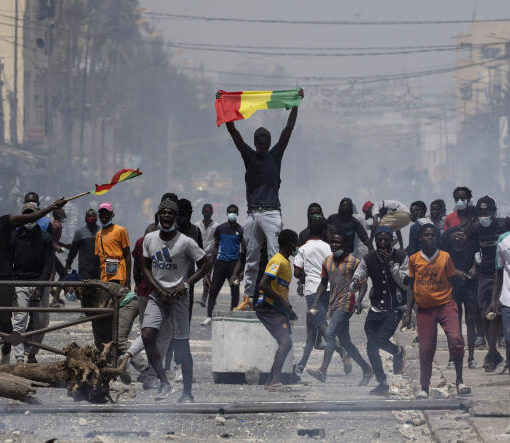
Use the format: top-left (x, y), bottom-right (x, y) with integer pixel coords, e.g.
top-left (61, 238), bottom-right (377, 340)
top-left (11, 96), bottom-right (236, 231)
top-left (212, 311), bottom-right (294, 384)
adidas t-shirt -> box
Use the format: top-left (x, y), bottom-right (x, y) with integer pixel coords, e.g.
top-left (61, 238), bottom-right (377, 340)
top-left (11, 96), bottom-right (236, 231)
top-left (143, 231), bottom-right (205, 290)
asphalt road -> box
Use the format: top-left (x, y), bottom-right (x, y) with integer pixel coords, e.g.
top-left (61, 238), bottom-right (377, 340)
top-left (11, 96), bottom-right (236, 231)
top-left (0, 287), bottom-right (428, 442)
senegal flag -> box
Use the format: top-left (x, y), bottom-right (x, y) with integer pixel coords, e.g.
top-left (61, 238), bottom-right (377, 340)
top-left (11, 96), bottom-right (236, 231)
top-left (91, 168), bottom-right (142, 196)
top-left (215, 88), bottom-right (302, 127)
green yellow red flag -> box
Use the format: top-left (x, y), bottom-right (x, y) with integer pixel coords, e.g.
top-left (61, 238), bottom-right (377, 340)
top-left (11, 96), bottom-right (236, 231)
top-left (91, 168), bottom-right (142, 196)
top-left (215, 88), bottom-right (302, 126)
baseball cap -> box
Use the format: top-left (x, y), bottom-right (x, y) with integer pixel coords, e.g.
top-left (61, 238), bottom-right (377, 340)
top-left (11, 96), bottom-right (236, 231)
top-left (98, 202), bottom-right (113, 212)
top-left (21, 202), bottom-right (38, 214)
top-left (362, 201), bottom-right (374, 213)
top-left (476, 195), bottom-right (496, 211)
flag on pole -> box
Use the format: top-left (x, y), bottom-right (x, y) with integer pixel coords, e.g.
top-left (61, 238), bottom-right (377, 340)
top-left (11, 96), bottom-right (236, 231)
top-left (215, 88), bottom-right (302, 127)
top-left (91, 168), bottom-right (142, 196)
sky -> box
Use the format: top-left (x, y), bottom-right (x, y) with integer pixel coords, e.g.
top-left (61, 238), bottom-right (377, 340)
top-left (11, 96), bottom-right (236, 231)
top-left (138, 0), bottom-right (510, 224)
top-left (141, 0), bottom-right (510, 91)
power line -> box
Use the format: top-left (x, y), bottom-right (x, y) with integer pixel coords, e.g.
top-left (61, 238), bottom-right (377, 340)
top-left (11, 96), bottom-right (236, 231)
top-left (185, 56), bottom-right (508, 87)
top-left (144, 11), bottom-right (510, 26)
top-left (156, 41), bottom-right (500, 52)
top-left (165, 42), bottom-right (491, 57)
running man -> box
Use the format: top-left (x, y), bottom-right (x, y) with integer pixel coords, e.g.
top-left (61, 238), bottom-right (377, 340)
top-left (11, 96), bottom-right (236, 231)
top-left (403, 224), bottom-right (471, 398)
top-left (140, 199), bottom-right (210, 402)
top-left (224, 89), bottom-right (303, 310)
top-left (294, 220), bottom-right (351, 376)
top-left (307, 231), bottom-right (373, 386)
top-left (352, 226), bottom-right (408, 395)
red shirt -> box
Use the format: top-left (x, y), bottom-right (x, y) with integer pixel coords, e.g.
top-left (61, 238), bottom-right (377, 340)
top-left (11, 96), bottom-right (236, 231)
top-left (51, 220), bottom-right (63, 243)
top-left (132, 236), bottom-right (152, 297)
top-left (444, 211), bottom-right (461, 231)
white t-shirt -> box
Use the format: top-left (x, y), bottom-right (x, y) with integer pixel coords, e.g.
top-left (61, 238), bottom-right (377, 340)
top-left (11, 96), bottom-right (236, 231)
top-left (196, 220), bottom-right (219, 256)
top-left (496, 232), bottom-right (510, 307)
top-left (294, 239), bottom-right (332, 295)
top-left (143, 231), bottom-right (205, 290)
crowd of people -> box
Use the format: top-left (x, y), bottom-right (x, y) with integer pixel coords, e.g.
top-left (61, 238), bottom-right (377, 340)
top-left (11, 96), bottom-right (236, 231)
top-left (0, 91), bottom-right (509, 403)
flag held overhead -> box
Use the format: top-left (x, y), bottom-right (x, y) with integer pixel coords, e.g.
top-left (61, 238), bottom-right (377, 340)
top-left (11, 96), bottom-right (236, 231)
top-left (91, 168), bottom-right (142, 196)
top-left (215, 88), bottom-right (302, 127)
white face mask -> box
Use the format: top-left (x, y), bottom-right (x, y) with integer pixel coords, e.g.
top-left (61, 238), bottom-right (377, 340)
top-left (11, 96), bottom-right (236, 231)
top-left (158, 222), bottom-right (176, 233)
top-left (455, 199), bottom-right (468, 211)
top-left (24, 222), bottom-right (37, 230)
top-left (333, 249), bottom-right (344, 257)
top-left (291, 247), bottom-right (299, 257)
top-left (227, 213), bottom-right (238, 222)
top-left (479, 216), bottom-right (493, 228)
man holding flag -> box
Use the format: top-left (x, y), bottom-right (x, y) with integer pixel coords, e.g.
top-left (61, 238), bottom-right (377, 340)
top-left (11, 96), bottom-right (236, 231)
top-left (217, 88), bottom-right (303, 309)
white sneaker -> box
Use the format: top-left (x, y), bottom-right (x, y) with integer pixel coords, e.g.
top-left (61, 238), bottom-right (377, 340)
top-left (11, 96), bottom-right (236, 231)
top-left (0, 352), bottom-right (10, 366)
top-left (174, 365), bottom-right (183, 382)
top-left (200, 317), bottom-right (212, 327)
top-left (416, 390), bottom-right (429, 399)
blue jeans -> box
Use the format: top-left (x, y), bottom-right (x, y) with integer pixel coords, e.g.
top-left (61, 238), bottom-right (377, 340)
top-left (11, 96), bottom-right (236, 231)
top-left (501, 305), bottom-right (510, 342)
top-left (305, 292), bottom-right (328, 328)
top-left (325, 309), bottom-right (370, 371)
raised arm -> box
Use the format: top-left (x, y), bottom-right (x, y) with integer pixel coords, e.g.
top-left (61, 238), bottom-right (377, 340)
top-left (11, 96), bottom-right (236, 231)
top-left (226, 121), bottom-right (252, 158)
top-left (9, 198), bottom-right (67, 228)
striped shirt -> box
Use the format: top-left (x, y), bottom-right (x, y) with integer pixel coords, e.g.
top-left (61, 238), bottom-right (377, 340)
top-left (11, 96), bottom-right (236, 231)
top-left (321, 254), bottom-right (360, 313)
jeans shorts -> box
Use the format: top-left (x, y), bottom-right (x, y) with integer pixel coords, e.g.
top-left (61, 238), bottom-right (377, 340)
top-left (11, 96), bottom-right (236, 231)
top-left (142, 293), bottom-right (190, 340)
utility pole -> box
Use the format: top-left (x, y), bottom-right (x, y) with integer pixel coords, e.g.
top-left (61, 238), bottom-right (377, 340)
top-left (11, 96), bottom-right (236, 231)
top-left (0, 61), bottom-right (4, 144)
top-left (11, 0), bottom-right (18, 146)
top-left (78, 9), bottom-right (91, 164)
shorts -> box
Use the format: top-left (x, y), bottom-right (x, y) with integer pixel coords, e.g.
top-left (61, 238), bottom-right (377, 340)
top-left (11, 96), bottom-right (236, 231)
top-left (142, 293), bottom-right (190, 340)
top-left (453, 279), bottom-right (478, 308)
top-left (380, 211), bottom-right (411, 231)
top-left (501, 305), bottom-right (510, 342)
top-left (305, 291), bottom-right (329, 327)
top-left (477, 275), bottom-right (494, 313)
top-left (255, 305), bottom-right (291, 344)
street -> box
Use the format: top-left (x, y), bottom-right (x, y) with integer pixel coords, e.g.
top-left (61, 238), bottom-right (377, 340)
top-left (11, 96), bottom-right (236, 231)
top-left (0, 288), bottom-right (422, 442)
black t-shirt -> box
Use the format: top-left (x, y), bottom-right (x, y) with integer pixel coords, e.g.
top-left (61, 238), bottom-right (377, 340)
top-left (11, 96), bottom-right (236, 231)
top-left (0, 215), bottom-right (14, 278)
top-left (476, 217), bottom-right (510, 276)
top-left (239, 143), bottom-right (284, 209)
top-left (440, 226), bottom-right (477, 273)
top-left (325, 214), bottom-right (369, 254)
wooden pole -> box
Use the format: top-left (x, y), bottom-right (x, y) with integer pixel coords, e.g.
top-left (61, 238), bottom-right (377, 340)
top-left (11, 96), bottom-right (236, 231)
top-left (65, 191), bottom-right (90, 202)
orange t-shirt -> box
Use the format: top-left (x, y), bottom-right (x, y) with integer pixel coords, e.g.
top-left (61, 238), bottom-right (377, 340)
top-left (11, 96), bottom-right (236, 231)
top-left (95, 224), bottom-right (130, 285)
top-left (408, 250), bottom-right (456, 309)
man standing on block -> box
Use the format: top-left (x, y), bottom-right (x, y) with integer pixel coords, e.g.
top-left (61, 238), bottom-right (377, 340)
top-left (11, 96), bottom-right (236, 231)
top-left (223, 89), bottom-right (303, 309)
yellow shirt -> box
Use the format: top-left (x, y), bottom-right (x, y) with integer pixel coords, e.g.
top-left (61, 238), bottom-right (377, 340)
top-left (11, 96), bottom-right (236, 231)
top-left (260, 252), bottom-right (292, 305)
top-left (95, 224), bottom-right (130, 285)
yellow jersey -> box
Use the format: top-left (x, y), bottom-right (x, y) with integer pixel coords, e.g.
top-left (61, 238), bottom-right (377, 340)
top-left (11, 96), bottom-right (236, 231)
top-left (259, 252), bottom-right (292, 306)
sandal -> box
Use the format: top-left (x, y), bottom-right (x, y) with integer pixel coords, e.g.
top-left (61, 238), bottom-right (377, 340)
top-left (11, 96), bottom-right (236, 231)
top-left (456, 383), bottom-right (471, 395)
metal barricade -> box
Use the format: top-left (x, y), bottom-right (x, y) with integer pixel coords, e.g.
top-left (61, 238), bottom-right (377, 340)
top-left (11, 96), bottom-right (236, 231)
top-left (0, 281), bottom-right (119, 364)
